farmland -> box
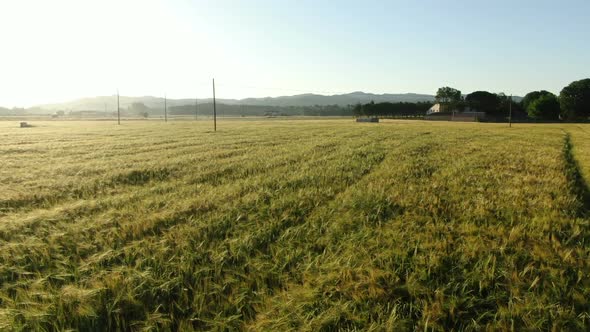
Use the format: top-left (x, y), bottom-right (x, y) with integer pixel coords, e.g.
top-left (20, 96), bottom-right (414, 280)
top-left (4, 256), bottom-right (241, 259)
top-left (0, 119), bottom-right (589, 331)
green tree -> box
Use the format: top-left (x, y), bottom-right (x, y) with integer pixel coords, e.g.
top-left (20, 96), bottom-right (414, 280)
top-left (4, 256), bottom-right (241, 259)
top-left (465, 91), bottom-right (500, 114)
top-left (521, 90), bottom-right (553, 111)
top-left (435, 87), bottom-right (462, 112)
top-left (560, 78), bottom-right (590, 120)
top-left (497, 93), bottom-right (521, 118)
top-left (527, 93), bottom-right (560, 120)
top-left (352, 102), bottom-right (363, 117)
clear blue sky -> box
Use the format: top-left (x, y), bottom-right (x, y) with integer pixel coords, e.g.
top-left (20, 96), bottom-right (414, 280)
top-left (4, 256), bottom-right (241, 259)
top-left (0, 0), bottom-right (588, 107)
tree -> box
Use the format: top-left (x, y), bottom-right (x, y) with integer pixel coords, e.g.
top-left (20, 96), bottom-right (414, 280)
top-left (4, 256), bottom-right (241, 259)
top-left (560, 78), bottom-right (590, 120)
top-left (435, 87), bottom-right (462, 112)
top-left (352, 103), bottom-right (363, 117)
top-left (465, 91), bottom-right (500, 114)
top-left (521, 90), bottom-right (553, 111)
top-left (130, 102), bottom-right (150, 115)
top-left (496, 93), bottom-right (518, 118)
top-left (351, 101), bottom-right (430, 118)
top-left (527, 93), bottom-right (560, 120)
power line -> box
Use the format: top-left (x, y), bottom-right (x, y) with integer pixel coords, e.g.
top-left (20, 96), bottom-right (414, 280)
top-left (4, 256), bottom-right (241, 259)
top-left (117, 89), bottom-right (120, 125)
top-left (213, 79), bottom-right (217, 132)
top-left (509, 95), bottom-right (512, 127)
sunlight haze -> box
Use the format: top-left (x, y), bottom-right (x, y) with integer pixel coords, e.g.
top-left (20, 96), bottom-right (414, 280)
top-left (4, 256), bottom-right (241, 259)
top-left (1, 0), bottom-right (588, 107)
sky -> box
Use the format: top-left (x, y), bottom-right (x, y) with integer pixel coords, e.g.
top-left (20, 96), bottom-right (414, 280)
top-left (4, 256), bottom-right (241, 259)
top-left (0, 0), bottom-right (589, 107)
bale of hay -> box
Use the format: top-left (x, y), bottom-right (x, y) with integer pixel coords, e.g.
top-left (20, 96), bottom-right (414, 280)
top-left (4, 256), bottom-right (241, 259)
top-left (20, 122), bottom-right (32, 128)
top-left (356, 118), bottom-right (379, 123)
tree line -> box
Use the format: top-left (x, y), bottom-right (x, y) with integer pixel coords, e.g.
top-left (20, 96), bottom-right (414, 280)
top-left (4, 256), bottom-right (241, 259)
top-left (118, 103), bottom-right (357, 118)
top-left (167, 103), bottom-right (355, 117)
top-left (351, 101), bottom-right (431, 118)
top-left (352, 78), bottom-right (589, 121)
top-left (433, 78), bottom-right (590, 121)
top-left (6, 78), bottom-right (587, 121)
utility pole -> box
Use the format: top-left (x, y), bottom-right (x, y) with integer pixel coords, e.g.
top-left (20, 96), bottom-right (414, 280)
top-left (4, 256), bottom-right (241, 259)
top-left (509, 95), bottom-right (512, 128)
top-left (195, 96), bottom-right (198, 120)
top-left (213, 78), bottom-right (217, 131)
top-left (117, 89), bottom-right (120, 125)
top-left (164, 94), bottom-right (167, 122)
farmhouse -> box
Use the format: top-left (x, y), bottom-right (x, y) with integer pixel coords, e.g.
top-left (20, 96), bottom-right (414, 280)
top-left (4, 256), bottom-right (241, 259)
top-left (426, 103), bottom-right (476, 115)
top-left (426, 103), bottom-right (442, 115)
top-left (425, 103), bottom-right (486, 122)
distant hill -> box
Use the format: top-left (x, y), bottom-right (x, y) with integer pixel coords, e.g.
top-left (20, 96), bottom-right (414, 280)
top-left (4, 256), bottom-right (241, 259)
top-left (21, 92), bottom-right (522, 114)
top-left (238, 92), bottom-right (435, 107)
top-left (31, 92), bottom-right (436, 113)
top-left (33, 96), bottom-right (194, 113)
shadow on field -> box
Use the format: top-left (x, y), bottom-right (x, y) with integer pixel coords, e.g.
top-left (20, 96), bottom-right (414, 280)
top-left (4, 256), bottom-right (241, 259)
top-left (563, 133), bottom-right (590, 216)
top-left (112, 168), bottom-right (172, 185)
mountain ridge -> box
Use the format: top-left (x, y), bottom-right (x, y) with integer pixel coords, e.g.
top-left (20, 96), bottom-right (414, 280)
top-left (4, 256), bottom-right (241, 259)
top-left (32, 92), bottom-right (436, 112)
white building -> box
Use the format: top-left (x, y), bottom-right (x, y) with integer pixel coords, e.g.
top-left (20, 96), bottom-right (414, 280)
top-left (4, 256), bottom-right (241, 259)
top-left (425, 103), bottom-right (486, 121)
top-left (426, 103), bottom-right (442, 115)
top-left (426, 103), bottom-right (477, 115)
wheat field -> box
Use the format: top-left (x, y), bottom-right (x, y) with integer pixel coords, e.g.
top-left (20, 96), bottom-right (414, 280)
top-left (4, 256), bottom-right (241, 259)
top-left (0, 119), bottom-right (589, 331)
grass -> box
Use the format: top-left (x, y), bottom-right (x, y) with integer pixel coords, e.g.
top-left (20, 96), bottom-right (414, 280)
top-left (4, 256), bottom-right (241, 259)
top-left (0, 119), bottom-right (589, 331)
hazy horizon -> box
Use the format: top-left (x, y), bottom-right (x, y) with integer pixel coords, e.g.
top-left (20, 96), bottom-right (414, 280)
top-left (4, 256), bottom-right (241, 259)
top-left (1, 0), bottom-right (588, 108)
top-left (10, 91), bottom-right (437, 110)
